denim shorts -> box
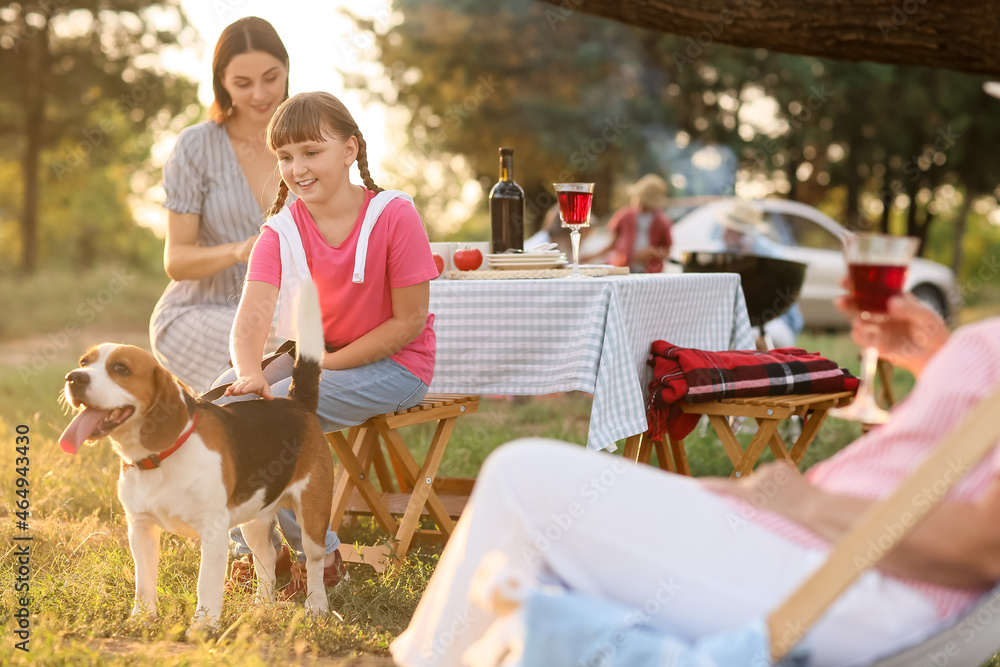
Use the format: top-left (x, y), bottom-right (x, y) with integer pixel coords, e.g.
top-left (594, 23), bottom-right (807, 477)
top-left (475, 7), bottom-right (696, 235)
top-left (212, 354), bottom-right (429, 432)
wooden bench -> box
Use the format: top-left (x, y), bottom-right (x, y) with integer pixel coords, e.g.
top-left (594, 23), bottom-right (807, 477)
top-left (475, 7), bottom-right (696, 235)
top-left (625, 391), bottom-right (855, 478)
top-left (326, 394), bottom-right (479, 572)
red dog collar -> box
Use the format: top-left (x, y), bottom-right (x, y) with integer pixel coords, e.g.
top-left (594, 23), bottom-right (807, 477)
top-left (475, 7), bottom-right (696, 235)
top-left (127, 413), bottom-right (199, 470)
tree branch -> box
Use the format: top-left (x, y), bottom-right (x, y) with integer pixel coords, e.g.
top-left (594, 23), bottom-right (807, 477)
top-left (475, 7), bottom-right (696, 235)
top-left (541, 0), bottom-right (1000, 76)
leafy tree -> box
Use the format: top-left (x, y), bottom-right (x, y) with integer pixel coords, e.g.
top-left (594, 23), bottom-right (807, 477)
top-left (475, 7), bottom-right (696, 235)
top-left (751, 56), bottom-right (1000, 259)
top-left (348, 1), bottom-right (827, 228)
top-left (347, 0), bottom-right (689, 230)
top-left (0, 0), bottom-right (199, 273)
top-left (353, 0), bottom-right (1000, 272)
top-left (538, 0), bottom-right (1000, 78)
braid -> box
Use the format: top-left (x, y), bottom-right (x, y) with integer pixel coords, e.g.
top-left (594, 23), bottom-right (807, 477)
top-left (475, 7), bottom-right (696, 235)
top-left (266, 180), bottom-right (290, 218)
top-left (355, 131), bottom-right (382, 193)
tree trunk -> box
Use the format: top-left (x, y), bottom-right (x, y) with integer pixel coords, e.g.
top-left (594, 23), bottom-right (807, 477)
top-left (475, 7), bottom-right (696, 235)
top-left (951, 190), bottom-right (974, 275)
top-left (78, 225), bottom-right (97, 270)
top-left (904, 181), bottom-right (921, 246)
top-left (22, 112), bottom-right (42, 275)
top-left (904, 186), bottom-right (934, 257)
top-left (786, 154), bottom-right (799, 202)
top-left (842, 126), bottom-right (863, 230)
top-left (916, 210), bottom-right (933, 257)
top-left (878, 179), bottom-right (893, 234)
top-left (845, 172), bottom-right (861, 231)
top-left (540, 0), bottom-right (1000, 76)
top-left (18, 19), bottom-right (49, 275)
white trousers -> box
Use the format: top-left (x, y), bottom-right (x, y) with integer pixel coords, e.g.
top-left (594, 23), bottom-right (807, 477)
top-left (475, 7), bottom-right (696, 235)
top-left (390, 440), bottom-right (941, 667)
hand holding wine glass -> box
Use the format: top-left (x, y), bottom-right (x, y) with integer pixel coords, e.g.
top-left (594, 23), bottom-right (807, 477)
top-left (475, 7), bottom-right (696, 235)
top-left (829, 233), bottom-right (921, 424)
top-left (835, 289), bottom-right (949, 378)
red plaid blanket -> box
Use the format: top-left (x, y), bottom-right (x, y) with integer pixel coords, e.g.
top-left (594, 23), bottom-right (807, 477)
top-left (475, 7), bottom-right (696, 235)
top-left (646, 341), bottom-right (859, 441)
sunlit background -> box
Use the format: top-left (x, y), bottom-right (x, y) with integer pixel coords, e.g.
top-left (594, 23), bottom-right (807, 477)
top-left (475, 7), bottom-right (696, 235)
top-left (2, 0), bottom-right (1000, 294)
top-left (134, 1), bottom-right (841, 237)
top-left (5, 5), bottom-right (1000, 664)
top-left (135, 0), bottom-right (409, 233)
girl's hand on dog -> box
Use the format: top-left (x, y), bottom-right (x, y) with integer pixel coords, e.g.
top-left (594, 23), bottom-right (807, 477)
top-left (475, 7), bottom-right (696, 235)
top-left (225, 373), bottom-right (274, 400)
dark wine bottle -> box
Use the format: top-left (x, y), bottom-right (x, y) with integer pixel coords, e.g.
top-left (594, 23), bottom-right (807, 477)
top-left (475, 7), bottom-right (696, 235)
top-left (489, 147), bottom-right (525, 253)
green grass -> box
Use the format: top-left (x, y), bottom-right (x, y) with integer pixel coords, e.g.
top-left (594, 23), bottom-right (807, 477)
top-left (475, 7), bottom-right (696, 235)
top-left (0, 379), bottom-right (594, 664)
top-left (1, 267), bottom-right (997, 664)
top-left (0, 266), bottom-right (168, 342)
top-left (0, 287), bottom-right (598, 664)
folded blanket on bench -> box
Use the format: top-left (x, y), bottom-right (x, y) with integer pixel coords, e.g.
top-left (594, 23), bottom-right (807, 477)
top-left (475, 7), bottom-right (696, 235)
top-left (646, 341), bottom-right (859, 441)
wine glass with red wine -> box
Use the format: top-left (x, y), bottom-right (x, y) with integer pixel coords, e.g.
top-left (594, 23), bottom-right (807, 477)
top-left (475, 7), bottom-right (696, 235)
top-left (829, 233), bottom-right (921, 424)
top-left (554, 182), bottom-right (594, 278)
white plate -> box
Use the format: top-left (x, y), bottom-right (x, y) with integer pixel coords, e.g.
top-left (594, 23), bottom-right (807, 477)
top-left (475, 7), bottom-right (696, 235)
top-left (488, 255), bottom-right (566, 264)
top-left (488, 260), bottom-right (567, 269)
top-left (488, 253), bottom-right (566, 262)
top-left (486, 252), bottom-right (563, 260)
top-left (491, 260), bottom-right (567, 270)
top-left (489, 257), bottom-right (567, 265)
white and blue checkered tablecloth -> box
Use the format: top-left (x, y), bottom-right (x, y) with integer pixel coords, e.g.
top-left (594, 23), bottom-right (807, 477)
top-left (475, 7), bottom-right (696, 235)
top-left (428, 273), bottom-right (754, 452)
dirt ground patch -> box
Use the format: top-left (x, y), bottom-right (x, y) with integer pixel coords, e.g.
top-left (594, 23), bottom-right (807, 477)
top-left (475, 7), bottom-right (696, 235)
top-left (90, 638), bottom-right (397, 665)
top-left (0, 324), bottom-right (150, 366)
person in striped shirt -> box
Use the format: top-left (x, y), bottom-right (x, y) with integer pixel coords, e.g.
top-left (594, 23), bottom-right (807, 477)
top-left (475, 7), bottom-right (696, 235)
top-left (391, 295), bottom-right (1000, 667)
top-left (150, 17), bottom-right (289, 393)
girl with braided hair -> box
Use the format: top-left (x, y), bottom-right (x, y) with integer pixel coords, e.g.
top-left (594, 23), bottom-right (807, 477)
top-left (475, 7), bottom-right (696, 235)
top-left (213, 91), bottom-right (438, 596)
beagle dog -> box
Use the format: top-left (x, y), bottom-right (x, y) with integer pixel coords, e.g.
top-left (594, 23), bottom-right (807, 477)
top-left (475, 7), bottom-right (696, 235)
top-left (60, 282), bottom-right (333, 631)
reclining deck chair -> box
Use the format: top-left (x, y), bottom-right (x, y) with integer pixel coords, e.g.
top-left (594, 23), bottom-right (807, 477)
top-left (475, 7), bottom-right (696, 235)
top-left (868, 582), bottom-right (1000, 666)
top-left (465, 386), bottom-right (1000, 666)
top-left (768, 383), bottom-right (1000, 666)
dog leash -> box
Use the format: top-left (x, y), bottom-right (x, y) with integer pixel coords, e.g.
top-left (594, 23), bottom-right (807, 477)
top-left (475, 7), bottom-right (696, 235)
top-left (198, 340), bottom-right (297, 403)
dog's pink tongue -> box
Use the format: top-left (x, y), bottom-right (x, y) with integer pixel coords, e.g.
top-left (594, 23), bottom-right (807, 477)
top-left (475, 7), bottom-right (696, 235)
top-left (59, 408), bottom-right (109, 454)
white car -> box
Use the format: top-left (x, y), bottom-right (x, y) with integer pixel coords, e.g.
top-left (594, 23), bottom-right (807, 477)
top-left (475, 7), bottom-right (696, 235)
top-left (668, 198), bottom-right (958, 328)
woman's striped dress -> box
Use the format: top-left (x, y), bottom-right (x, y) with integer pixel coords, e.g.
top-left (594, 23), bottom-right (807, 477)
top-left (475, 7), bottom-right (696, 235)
top-left (150, 121), bottom-right (279, 393)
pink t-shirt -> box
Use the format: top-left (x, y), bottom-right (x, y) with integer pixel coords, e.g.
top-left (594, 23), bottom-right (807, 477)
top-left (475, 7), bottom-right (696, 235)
top-left (731, 318), bottom-right (1000, 619)
top-left (247, 190), bottom-right (438, 385)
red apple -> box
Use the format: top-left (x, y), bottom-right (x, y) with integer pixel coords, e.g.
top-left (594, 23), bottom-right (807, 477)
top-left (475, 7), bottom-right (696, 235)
top-left (453, 247), bottom-right (483, 271)
top-left (432, 253), bottom-right (445, 276)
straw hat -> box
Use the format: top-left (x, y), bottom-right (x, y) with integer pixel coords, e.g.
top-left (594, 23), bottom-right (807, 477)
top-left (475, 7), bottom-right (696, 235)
top-left (629, 174), bottom-right (670, 209)
top-left (716, 200), bottom-right (772, 235)
top-left (985, 82), bottom-right (1000, 99)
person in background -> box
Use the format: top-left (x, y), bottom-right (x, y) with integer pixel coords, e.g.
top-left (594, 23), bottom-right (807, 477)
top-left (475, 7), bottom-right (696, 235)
top-left (150, 17), bottom-right (288, 393)
top-left (522, 203), bottom-right (574, 256)
top-left (581, 173), bottom-right (672, 273)
top-left (716, 200), bottom-right (804, 348)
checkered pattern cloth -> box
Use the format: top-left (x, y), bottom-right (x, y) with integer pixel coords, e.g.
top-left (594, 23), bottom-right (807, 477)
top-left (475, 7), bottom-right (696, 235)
top-left (645, 341), bottom-right (859, 441)
top-left (428, 273), bottom-right (755, 451)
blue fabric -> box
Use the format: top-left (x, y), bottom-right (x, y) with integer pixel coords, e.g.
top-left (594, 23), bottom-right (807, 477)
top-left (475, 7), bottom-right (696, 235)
top-left (520, 589), bottom-right (810, 667)
top-left (229, 509), bottom-right (340, 561)
top-left (782, 302), bottom-right (805, 337)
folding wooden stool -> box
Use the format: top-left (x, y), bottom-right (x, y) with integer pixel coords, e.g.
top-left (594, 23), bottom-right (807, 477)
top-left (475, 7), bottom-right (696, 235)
top-left (325, 394), bottom-right (479, 572)
top-left (629, 390), bottom-right (855, 478)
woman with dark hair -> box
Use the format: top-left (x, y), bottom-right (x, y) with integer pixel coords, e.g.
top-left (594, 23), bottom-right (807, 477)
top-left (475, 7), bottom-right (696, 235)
top-left (150, 16), bottom-right (290, 393)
